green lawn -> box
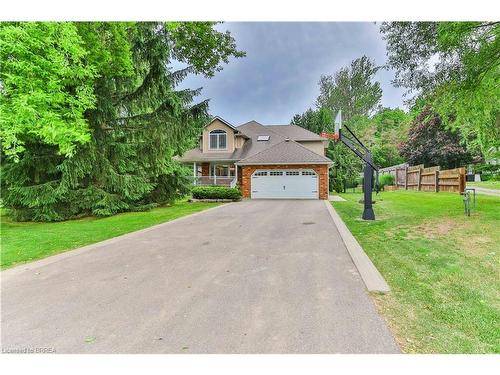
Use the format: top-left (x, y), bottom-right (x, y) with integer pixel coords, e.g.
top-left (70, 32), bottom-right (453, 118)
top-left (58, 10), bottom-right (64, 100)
top-left (1, 201), bottom-right (220, 269)
top-left (467, 180), bottom-right (500, 190)
top-left (332, 190), bottom-right (500, 353)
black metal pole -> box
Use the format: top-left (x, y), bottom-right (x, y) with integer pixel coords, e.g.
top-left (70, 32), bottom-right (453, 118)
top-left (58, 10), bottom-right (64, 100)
top-left (362, 152), bottom-right (375, 220)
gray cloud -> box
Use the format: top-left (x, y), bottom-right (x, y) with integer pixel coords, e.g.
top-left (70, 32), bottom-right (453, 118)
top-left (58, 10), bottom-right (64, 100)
top-left (177, 22), bottom-right (406, 125)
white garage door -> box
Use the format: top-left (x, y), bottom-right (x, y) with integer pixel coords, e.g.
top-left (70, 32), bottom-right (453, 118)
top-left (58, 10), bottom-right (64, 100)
top-left (251, 169), bottom-right (319, 199)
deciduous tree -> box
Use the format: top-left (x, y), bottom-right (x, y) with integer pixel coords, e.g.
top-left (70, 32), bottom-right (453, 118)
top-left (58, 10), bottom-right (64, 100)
top-left (0, 22), bottom-right (96, 158)
top-left (1, 22), bottom-right (244, 221)
top-left (399, 108), bottom-right (472, 169)
top-left (316, 55), bottom-right (382, 122)
top-left (369, 108), bottom-right (410, 168)
top-left (380, 22), bottom-right (500, 155)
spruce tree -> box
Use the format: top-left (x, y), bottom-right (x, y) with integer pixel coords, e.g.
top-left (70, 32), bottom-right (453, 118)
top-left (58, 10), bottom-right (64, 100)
top-left (1, 22), bottom-right (244, 221)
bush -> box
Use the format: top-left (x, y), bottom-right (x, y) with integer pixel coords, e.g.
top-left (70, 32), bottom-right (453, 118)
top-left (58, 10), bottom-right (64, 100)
top-left (330, 179), bottom-right (343, 193)
top-left (341, 179), bottom-right (356, 189)
top-left (330, 179), bottom-right (358, 193)
top-left (191, 186), bottom-right (242, 200)
top-left (473, 163), bottom-right (500, 181)
top-left (378, 174), bottom-right (395, 189)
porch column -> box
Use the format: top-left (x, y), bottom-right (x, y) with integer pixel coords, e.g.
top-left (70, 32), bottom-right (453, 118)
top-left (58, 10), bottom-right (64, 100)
top-left (193, 162), bottom-right (197, 185)
top-left (234, 164), bottom-right (238, 185)
top-left (213, 164), bottom-right (217, 185)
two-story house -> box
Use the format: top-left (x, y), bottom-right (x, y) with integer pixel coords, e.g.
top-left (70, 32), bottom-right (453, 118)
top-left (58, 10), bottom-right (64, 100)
top-left (178, 117), bottom-right (333, 199)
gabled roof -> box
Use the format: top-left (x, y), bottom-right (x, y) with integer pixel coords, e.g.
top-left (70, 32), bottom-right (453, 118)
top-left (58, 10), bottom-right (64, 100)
top-left (178, 118), bottom-right (332, 164)
top-left (209, 116), bottom-right (238, 131)
top-left (230, 121), bottom-right (284, 158)
top-left (236, 139), bottom-right (332, 166)
top-left (206, 116), bottom-right (249, 138)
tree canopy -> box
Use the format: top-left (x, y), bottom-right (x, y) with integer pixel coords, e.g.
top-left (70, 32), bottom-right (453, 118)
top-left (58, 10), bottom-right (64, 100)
top-left (399, 108), bottom-right (472, 169)
top-left (0, 23), bottom-right (96, 158)
top-left (316, 55), bottom-right (382, 122)
top-left (293, 56), bottom-right (390, 192)
top-left (380, 22), bottom-right (500, 155)
top-left (367, 108), bottom-right (410, 168)
top-left (0, 22), bottom-right (244, 221)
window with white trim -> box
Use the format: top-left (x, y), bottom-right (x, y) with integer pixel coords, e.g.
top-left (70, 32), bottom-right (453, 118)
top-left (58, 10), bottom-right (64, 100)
top-left (302, 171), bottom-right (316, 175)
top-left (254, 171), bottom-right (268, 176)
top-left (269, 171), bottom-right (283, 176)
top-left (286, 171), bottom-right (300, 176)
top-left (209, 129), bottom-right (227, 150)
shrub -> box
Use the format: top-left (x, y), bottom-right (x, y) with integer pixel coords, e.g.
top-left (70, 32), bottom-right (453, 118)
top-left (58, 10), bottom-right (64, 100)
top-left (378, 174), bottom-right (395, 189)
top-left (345, 179), bottom-right (359, 189)
top-left (330, 179), bottom-right (343, 193)
top-left (191, 186), bottom-right (242, 200)
top-left (473, 163), bottom-right (500, 181)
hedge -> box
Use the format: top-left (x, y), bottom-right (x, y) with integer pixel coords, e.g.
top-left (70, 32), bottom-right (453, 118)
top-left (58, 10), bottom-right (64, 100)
top-left (191, 186), bottom-right (242, 200)
top-left (378, 174), bottom-right (395, 188)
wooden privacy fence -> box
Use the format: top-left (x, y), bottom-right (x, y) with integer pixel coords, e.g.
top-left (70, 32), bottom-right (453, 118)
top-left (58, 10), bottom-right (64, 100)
top-left (394, 165), bottom-right (466, 193)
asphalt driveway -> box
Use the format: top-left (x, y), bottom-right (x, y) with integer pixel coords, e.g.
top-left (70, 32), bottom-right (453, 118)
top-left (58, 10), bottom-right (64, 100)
top-left (1, 200), bottom-right (399, 353)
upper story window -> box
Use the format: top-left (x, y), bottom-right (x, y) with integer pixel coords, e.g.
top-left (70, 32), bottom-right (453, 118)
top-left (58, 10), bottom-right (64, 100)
top-left (209, 129), bottom-right (227, 150)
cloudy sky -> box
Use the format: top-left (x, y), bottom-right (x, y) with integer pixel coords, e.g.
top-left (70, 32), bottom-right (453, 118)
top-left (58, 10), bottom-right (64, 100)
top-left (178, 22), bottom-right (406, 125)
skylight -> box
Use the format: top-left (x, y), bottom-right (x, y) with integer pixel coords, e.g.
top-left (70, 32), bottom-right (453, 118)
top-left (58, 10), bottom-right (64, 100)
top-left (257, 135), bottom-right (270, 141)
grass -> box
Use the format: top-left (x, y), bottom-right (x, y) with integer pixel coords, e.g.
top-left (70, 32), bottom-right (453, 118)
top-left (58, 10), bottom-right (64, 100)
top-left (0, 201), bottom-right (220, 270)
top-left (332, 190), bottom-right (500, 353)
top-left (467, 180), bottom-right (500, 190)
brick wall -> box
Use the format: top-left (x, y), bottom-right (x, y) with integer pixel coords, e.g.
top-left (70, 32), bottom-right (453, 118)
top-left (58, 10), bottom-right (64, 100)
top-left (237, 166), bottom-right (242, 186)
top-left (240, 164), bottom-right (330, 200)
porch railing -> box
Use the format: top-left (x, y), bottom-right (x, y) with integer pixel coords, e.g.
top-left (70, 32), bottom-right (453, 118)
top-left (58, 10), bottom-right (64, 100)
top-left (193, 176), bottom-right (237, 187)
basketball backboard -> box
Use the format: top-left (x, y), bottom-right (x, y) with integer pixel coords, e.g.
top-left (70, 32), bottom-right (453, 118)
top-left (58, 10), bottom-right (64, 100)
top-left (334, 110), bottom-right (342, 138)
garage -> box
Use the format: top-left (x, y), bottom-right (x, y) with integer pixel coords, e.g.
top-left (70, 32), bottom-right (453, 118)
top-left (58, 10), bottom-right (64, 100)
top-left (251, 169), bottom-right (319, 199)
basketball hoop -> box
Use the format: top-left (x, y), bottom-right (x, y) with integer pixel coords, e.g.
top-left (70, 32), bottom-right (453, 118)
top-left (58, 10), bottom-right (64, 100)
top-left (319, 110), bottom-right (342, 141)
top-left (320, 132), bottom-right (340, 141)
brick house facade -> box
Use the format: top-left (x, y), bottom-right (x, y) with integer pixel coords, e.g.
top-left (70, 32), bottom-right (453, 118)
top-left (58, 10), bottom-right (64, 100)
top-left (180, 117), bottom-right (333, 199)
top-left (239, 164), bottom-right (329, 200)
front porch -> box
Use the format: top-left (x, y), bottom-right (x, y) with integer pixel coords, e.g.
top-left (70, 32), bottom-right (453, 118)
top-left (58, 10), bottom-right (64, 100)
top-left (192, 162), bottom-right (239, 188)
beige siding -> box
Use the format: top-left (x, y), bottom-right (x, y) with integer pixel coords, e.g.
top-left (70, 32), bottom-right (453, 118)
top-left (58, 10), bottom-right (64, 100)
top-left (298, 141), bottom-right (326, 156)
top-left (235, 136), bottom-right (245, 149)
top-left (202, 119), bottom-right (235, 153)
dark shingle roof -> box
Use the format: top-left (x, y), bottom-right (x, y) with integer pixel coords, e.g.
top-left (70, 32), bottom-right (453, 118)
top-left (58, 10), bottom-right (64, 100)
top-left (178, 120), bottom-right (332, 164)
top-left (236, 139), bottom-right (332, 165)
top-left (264, 125), bottom-right (326, 141)
top-left (176, 148), bottom-right (244, 162)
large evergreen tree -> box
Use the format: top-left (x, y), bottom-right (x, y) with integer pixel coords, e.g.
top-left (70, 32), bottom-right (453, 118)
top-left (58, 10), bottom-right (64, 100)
top-left (0, 22), bottom-right (244, 221)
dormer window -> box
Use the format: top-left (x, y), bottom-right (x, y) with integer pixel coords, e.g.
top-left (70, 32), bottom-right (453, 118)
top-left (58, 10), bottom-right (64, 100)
top-left (209, 129), bottom-right (227, 150)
